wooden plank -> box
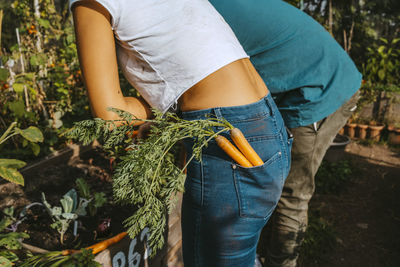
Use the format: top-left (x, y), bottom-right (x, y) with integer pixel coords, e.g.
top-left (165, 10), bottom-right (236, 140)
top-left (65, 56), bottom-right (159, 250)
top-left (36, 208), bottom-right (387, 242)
top-left (95, 195), bottom-right (183, 266)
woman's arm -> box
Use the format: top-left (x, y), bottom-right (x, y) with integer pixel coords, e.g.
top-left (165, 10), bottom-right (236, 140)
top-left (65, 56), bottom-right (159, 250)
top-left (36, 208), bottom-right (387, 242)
top-left (72, 1), bottom-right (151, 122)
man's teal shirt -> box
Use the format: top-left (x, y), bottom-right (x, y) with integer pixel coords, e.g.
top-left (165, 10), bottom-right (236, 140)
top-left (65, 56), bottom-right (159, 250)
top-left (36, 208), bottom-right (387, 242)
top-left (210, 0), bottom-right (362, 128)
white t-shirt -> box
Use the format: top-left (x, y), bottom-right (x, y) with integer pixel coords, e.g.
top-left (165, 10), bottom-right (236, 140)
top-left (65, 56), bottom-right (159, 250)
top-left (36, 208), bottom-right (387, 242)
top-left (70, 0), bottom-right (248, 112)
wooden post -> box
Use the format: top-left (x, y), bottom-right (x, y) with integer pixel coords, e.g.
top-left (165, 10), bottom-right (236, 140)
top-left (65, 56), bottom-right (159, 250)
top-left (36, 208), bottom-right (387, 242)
top-left (15, 28), bottom-right (31, 111)
top-left (33, 0), bottom-right (42, 53)
top-left (0, 10), bottom-right (3, 57)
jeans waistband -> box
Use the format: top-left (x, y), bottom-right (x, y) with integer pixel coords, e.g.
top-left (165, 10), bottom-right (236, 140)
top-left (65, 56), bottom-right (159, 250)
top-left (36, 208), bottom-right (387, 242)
top-left (179, 93), bottom-right (276, 121)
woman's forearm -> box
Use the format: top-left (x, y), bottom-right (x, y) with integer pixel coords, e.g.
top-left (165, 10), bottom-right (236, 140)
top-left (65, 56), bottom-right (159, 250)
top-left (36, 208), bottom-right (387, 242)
top-left (88, 95), bottom-right (151, 123)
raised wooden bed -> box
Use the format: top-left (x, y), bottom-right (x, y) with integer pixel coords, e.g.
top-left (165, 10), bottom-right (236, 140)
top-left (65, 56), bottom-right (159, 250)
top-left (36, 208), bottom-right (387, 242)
top-left (94, 195), bottom-right (183, 267)
top-left (2, 143), bottom-right (183, 266)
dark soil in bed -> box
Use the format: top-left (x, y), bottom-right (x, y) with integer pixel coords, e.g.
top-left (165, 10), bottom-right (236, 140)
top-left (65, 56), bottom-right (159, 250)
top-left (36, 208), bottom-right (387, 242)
top-left (0, 145), bottom-right (133, 251)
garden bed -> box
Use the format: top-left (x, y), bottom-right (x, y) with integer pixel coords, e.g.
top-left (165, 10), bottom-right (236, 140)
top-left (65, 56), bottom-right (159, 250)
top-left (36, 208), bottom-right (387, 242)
top-left (0, 143), bottom-right (183, 266)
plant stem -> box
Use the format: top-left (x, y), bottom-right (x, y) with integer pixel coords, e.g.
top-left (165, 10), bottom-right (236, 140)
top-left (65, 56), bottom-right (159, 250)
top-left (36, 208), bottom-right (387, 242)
top-left (179, 127), bottom-right (230, 174)
top-left (0, 122), bottom-right (17, 145)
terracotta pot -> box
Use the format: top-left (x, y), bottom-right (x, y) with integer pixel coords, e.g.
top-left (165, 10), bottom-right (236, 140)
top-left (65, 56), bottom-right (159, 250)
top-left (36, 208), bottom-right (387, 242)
top-left (357, 124), bottom-right (369, 139)
top-left (346, 123), bottom-right (357, 138)
top-left (387, 125), bottom-right (400, 145)
top-left (368, 125), bottom-right (384, 142)
top-left (338, 127), bottom-right (345, 135)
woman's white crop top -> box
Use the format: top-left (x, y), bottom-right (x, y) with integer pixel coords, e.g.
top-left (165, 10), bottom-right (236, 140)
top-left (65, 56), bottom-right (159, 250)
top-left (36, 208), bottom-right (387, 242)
top-left (70, 0), bottom-right (248, 112)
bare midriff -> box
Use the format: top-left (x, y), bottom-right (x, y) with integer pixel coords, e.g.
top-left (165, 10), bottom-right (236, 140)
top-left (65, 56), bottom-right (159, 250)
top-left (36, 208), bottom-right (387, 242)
top-left (178, 58), bottom-right (269, 112)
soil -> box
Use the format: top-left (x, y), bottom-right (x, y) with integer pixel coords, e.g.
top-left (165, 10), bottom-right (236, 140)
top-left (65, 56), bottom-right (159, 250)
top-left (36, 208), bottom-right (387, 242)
top-left (298, 142), bottom-right (400, 267)
top-left (0, 145), bottom-right (131, 251)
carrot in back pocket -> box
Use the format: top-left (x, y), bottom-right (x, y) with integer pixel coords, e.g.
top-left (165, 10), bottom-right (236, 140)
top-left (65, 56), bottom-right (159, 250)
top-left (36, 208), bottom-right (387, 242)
top-left (230, 128), bottom-right (263, 166)
top-left (215, 135), bottom-right (253, 167)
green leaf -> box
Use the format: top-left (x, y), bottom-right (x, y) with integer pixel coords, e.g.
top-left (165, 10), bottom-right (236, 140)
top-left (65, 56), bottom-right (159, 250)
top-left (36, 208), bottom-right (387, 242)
top-left (61, 189), bottom-right (78, 213)
top-left (379, 37), bottom-right (388, 44)
top-left (12, 83), bottom-right (25, 93)
top-left (0, 167), bottom-right (24, 185)
top-left (22, 138), bottom-right (28, 147)
top-left (24, 72), bottom-right (35, 81)
top-left (51, 207), bottom-right (62, 216)
top-left (75, 178), bottom-right (91, 199)
top-left (29, 55), bottom-right (38, 66)
top-left (0, 68), bottom-right (9, 82)
top-left (0, 256), bottom-right (12, 267)
top-left (0, 232), bottom-right (29, 249)
top-left (377, 46), bottom-right (385, 54)
top-left (0, 251), bottom-right (19, 263)
top-left (61, 212), bottom-right (78, 220)
top-left (38, 18), bottom-right (51, 29)
top-left (30, 142), bottom-right (40, 156)
top-left (93, 192), bottom-right (107, 208)
top-left (17, 126), bottom-right (44, 142)
top-left (378, 69), bottom-right (385, 81)
top-left (0, 217), bottom-right (13, 232)
top-left (38, 54), bottom-right (48, 65)
top-left (66, 34), bottom-right (74, 44)
top-left (2, 207), bottom-right (14, 217)
top-left (0, 159), bottom-right (26, 169)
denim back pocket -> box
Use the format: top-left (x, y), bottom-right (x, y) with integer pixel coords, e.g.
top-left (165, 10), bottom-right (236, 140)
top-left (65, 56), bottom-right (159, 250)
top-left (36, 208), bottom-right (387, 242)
top-left (233, 151), bottom-right (284, 219)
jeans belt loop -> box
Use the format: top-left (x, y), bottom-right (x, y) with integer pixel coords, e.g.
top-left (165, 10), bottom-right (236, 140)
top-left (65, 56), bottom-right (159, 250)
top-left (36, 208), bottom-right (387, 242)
top-left (213, 107), bottom-right (223, 120)
top-left (265, 94), bottom-right (275, 116)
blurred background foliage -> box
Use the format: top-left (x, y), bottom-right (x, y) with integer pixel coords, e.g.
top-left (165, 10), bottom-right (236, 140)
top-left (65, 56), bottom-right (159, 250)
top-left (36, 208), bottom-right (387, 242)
top-left (0, 0), bottom-right (135, 160)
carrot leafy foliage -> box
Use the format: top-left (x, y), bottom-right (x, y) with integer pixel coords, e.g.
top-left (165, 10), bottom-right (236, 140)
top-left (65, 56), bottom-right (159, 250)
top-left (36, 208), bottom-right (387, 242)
top-left (66, 109), bottom-right (233, 256)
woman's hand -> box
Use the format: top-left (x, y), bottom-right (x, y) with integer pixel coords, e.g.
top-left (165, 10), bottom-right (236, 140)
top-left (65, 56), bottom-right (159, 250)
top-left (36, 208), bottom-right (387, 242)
top-left (72, 1), bottom-right (151, 122)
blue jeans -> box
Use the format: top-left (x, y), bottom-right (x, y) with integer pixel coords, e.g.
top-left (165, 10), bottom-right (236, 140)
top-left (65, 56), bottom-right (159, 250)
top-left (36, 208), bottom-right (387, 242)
top-left (180, 93), bottom-right (292, 267)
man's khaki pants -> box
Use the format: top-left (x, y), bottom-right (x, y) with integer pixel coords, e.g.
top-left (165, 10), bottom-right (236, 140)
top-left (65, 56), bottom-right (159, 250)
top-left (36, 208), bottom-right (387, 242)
top-left (265, 91), bottom-right (360, 267)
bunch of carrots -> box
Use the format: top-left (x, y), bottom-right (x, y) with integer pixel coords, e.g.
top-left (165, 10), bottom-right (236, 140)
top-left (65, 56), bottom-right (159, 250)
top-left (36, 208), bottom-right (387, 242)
top-left (129, 126), bottom-right (262, 168)
top-left (216, 128), bottom-right (263, 167)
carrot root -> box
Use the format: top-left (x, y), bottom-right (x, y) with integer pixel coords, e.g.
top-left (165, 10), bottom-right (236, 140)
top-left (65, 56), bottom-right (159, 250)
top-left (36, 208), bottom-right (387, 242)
top-left (86, 232), bottom-right (128, 254)
top-left (215, 135), bottom-right (253, 167)
top-left (230, 128), bottom-right (263, 166)
top-left (61, 249), bottom-right (79, 256)
top-left (61, 232), bottom-right (128, 256)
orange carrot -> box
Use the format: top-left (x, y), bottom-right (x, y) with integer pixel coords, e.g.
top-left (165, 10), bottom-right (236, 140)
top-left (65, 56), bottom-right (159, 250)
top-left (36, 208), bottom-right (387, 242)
top-left (230, 128), bottom-right (263, 166)
top-left (61, 249), bottom-right (79, 256)
top-left (126, 130), bottom-right (139, 139)
top-left (215, 135), bottom-right (253, 167)
top-left (86, 232), bottom-right (128, 254)
top-left (61, 232), bottom-right (128, 256)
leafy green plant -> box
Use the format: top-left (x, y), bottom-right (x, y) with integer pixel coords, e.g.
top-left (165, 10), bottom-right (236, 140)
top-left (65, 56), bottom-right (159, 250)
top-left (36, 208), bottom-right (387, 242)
top-left (75, 178), bottom-right (107, 217)
top-left (42, 189), bottom-right (89, 244)
top-left (66, 108), bottom-right (234, 256)
top-left (0, 0), bottom-right (91, 158)
top-left (0, 121), bottom-right (43, 185)
top-left (315, 160), bottom-right (353, 194)
top-left (0, 206), bottom-right (30, 265)
top-left (20, 248), bottom-right (101, 267)
top-left (299, 209), bottom-right (337, 265)
top-left (363, 38), bottom-right (400, 85)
